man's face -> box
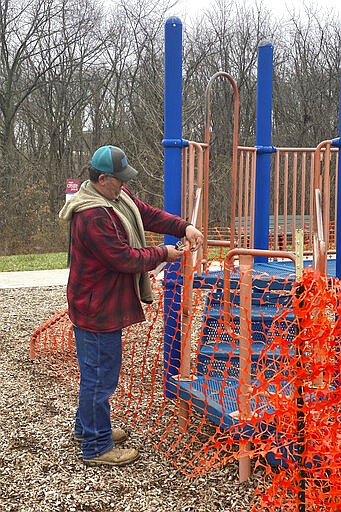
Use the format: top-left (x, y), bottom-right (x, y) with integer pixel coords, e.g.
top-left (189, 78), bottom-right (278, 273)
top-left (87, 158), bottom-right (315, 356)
top-left (95, 174), bottom-right (125, 200)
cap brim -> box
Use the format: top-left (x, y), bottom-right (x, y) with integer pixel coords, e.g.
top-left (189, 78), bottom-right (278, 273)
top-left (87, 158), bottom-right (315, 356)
top-left (118, 164), bottom-right (138, 181)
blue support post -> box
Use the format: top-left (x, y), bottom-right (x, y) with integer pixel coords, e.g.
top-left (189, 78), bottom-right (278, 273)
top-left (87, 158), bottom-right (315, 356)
top-left (254, 42), bottom-right (274, 262)
top-left (162, 18), bottom-right (184, 396)
top-left (335, 72), bottom-right (341, 279)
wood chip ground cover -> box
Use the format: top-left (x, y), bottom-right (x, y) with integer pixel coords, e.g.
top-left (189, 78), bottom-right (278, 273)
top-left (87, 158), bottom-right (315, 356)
top-left (0, 286), bottom-right (261, 512)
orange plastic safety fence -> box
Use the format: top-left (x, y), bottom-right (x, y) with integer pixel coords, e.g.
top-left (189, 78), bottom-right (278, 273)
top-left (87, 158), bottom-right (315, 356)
top-left (30, 310), bottom-right (79, 387)
top-left (30, 245), bottom-right (341, 510)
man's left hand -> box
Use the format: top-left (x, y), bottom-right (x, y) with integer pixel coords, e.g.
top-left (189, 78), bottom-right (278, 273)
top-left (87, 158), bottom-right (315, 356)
top-left (185, 225), bottom-right (204, 252)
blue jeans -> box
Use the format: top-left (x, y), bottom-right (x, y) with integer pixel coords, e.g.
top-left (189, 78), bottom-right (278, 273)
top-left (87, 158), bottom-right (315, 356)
top-left (73, 326), bottom-right (122, 459)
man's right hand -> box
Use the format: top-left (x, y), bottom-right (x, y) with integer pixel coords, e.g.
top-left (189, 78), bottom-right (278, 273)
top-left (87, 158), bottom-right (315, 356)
top-left (164, 244), bottom-right (185, 262)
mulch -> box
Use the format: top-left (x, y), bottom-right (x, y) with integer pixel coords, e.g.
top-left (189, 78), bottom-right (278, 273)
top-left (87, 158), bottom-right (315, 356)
top-left (0, 286), bottom-right (260, 512)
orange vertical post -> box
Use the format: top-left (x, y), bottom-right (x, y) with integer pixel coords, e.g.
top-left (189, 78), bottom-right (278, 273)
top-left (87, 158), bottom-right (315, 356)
top-left (238, 254), bottom-right (253, 482)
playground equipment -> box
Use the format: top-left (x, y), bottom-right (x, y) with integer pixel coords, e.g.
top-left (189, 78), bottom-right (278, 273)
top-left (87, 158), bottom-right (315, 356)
top-left (162, 16), bottom-right (341, 491)
top-left (29, 16), bottom-right (341, 511)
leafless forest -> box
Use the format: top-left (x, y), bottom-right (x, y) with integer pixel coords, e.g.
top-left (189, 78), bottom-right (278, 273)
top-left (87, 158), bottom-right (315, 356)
top-left (0, 0), bottom-right (340, 255)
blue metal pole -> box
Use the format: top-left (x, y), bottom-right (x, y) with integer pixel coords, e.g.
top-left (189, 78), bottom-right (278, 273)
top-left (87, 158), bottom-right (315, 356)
top-left (254, 42), bottom-right (274, 262)
top-left (163, 17), bottom-right (183, 226)
top-left (334, 71), bottom-right (341, 279)
top-left (162, 17), bottom-right (184, 396)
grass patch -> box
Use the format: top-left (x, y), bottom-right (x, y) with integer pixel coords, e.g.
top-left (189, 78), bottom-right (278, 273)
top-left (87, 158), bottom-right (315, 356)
top-left (0, 247), bottom-right (228, 272)
top-left (207, 247), bottom-right (230, 260)
top-left (0, 252), bottom-right (68, 272)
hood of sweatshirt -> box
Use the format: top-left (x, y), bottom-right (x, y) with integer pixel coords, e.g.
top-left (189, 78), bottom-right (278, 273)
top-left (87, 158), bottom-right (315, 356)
top-left (58, 179), bottom-right (154, 304)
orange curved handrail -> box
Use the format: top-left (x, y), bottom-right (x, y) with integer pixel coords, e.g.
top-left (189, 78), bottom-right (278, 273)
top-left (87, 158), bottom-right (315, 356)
top-left (203, 72), bottom-right (240, 261)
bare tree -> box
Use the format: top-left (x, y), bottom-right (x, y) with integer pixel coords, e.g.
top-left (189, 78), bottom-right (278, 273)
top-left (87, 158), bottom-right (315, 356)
top-left (182, 0), bottom-right (277, 225)
top-left (272, 6), bottom-right (341, 146)
top-left (0, 0), bottom-right (340, 254)
top-left (0, 0), bottom-right (63, 251)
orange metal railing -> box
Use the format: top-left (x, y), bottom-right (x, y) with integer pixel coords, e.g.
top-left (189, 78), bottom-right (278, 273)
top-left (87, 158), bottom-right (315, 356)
top-left (183, 141), bottom-right (338, 257)
top-left (224, 248), bottom-right (296, 483)
top-left (182, 72), bottom-right (240, 261)
top-left (235, 146), bottom-right (257, 248)
top-left (232, 145), bottom-right (339, 253)
top-left (314, 140), bottom-right (339, 253)
top-left (204, 72), bottom-right (240, 259)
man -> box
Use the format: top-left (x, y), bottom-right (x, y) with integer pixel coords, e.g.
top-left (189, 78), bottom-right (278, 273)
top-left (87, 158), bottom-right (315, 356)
top-left (59, 145), bottom-right (203, 467)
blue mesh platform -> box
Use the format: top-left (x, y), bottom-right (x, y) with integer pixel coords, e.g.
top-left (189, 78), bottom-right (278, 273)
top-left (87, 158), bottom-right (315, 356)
top-left (194, 258), bottom-right (336, 287)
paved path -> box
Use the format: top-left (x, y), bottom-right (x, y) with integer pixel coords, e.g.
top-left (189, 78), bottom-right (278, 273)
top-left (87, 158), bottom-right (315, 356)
top-left (0, 269), bottom-right (69, 289)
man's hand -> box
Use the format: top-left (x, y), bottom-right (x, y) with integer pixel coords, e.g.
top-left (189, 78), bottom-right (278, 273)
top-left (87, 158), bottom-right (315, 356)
top-left (185, 225), bottom-right (204, 252)
top-left (164, 245), bottom-right (185, 262)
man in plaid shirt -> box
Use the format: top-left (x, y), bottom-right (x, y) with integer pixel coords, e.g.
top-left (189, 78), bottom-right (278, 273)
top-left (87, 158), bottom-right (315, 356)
top-left (59, 145), bottom-right (203, 467)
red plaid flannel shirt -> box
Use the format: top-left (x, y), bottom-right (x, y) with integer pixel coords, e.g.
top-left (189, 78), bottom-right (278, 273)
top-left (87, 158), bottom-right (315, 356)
top-left (67, 188), bottom-right (189, 332)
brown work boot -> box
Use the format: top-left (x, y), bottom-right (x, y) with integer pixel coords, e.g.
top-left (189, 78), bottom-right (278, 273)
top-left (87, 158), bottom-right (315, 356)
top-left (74, 427), bottom-right (127, 445)
top-left (83, 447), bottom-right (140, 467)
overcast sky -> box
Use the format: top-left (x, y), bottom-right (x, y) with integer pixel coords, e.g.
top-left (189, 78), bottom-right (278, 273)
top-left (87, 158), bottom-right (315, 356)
top-left (170, 0), bottom-right (341, 20)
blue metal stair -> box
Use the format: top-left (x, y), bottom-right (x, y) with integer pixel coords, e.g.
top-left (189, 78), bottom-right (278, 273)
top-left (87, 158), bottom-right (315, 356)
top-left (197, 279), bottom-right (295, 381)
top-left (173, 265), bottom-right (297, 464)
top-left (168, 375), bottom-right (293, 439)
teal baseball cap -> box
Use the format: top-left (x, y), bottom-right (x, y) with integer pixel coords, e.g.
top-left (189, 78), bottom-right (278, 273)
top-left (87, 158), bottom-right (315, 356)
top-left (91, 145), bottom-right (138, 181)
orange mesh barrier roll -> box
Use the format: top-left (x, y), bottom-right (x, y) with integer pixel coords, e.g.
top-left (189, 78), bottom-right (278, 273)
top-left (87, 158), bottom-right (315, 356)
top-left (30, 253), bottom-right (341, 510)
